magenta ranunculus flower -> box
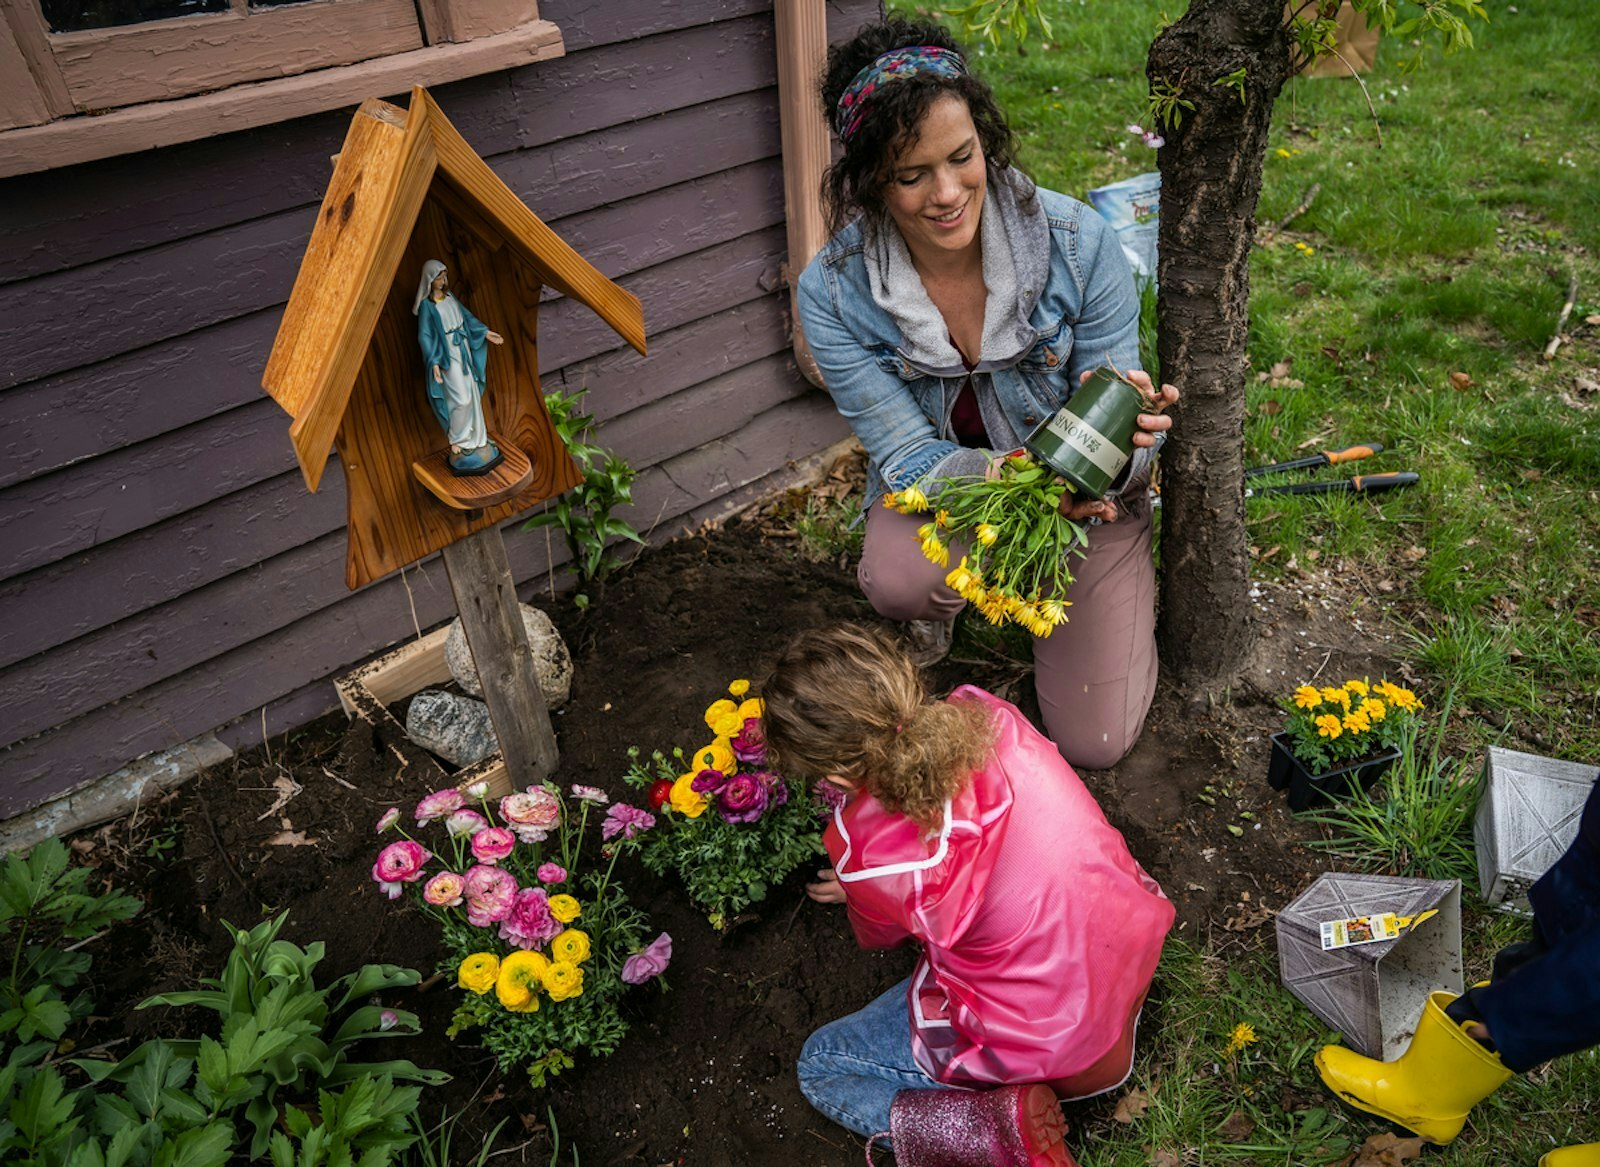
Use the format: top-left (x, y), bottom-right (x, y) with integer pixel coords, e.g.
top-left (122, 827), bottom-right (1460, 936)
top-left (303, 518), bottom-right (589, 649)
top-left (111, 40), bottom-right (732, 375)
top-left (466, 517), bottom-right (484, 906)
top-left (601, 803), bottom-right (656, 841)
top-left (689, 768), bottom-right (727, 795)
top-left (379, 1009), bottom-right (399, 1031)
top-left (731, 717), bottom-right (766, 765)
top-left (423, 871), bottom-right (465, 907)
top-left (415, 788), bottom-right (465, 825)
top-left (375, 807), bottom-right (401, 834)
top-left (463, 864), bottom-right (517, 927)
top-left (814, 781), bottom-right (847, 813)
top-left (536, 862), bottom-right (567, 884)
top-left (760, 772), bottom-right (789, 808)
top-left (570, 784), bottom-right (609, 805)
top-left (500, 788), bottom-right (561, 843)
top-left (471, 826), bottom-right (516, 865)
top-left (718, 773), bottom-right (769, 824)
top-left (499, 887), bottom-right (562, 950)
top-left (444, 808), bottom-right (488, 838)
top-left (372, 841), bottom-right (430, 899)
top-left (621, 932), bottom-right (672, 984)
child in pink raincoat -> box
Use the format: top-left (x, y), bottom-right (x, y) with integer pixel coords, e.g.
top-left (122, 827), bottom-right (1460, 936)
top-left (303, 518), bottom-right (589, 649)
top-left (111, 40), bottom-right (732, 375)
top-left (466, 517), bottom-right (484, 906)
top-left (762, 624), bottom-right (1174, 1166)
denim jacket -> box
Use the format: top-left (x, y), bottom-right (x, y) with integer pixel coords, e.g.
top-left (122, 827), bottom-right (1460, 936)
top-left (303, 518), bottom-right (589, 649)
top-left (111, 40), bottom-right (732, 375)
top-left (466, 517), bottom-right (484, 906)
top-left (797, 177), bottom-right (1150, 509)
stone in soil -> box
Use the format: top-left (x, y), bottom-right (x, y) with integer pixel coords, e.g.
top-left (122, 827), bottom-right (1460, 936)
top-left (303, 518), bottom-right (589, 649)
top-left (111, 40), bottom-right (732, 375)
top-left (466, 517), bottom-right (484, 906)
top-left (444, 603), bottom-right (572, 705)
top-left (404, 689), bottom-right (498, 767)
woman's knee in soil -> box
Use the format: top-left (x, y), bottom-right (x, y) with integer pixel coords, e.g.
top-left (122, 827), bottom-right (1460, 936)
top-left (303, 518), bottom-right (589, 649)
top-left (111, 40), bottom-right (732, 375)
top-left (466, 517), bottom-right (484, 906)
top-left (859, 563), bottom-right (947, 622)
top-left (1055, 725), bottom-right (1141, 771)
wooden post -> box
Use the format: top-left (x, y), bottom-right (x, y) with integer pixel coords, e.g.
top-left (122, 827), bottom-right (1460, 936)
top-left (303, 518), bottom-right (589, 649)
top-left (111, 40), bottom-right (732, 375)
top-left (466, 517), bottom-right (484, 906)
top-left (440, 523), bottom-right (557, 788)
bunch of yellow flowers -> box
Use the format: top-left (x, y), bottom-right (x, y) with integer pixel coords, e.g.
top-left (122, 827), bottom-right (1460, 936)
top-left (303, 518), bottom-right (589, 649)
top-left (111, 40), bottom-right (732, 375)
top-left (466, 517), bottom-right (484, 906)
top-left (666, 679), bottom-right (765, 819)
top-left (883, 453), bottom-right (1090, 640)
top-left (456, 924), bottom-right (594, 1015)
top-left (1282, 677), bottom-right (1423, 771)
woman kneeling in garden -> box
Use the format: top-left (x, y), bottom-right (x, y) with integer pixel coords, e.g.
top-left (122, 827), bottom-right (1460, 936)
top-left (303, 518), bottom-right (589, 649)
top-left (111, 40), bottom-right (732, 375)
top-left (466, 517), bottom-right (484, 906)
top-left (762, 624), bottom-right (1175, 1165)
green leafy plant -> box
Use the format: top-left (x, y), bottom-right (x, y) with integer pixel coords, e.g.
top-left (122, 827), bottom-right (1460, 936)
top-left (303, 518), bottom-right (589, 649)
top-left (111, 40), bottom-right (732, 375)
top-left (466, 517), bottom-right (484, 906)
top-left (404, 1107), bottom-right (508, 1167)
top-left (623, 680), bottom-right (824, 930)
top-left (76, 914), bottom-right (445, 1161)
top-left (377, 784), bottom-right (667, 1089)
top-left (945, 0), bottom-right (1051, 47)
top-left (1299, 693), bottom-right (1483, 884)
top-left (269, 1074), bottom-right (422, 1167)
top-left (1144, 76), bottom-right (1195, 131)
top-left (1280, 677), bottom-right (1424, 773)
top-left (521, 389), bottom-right (645, 596)
top-left (0, 838), bottom-right (140, 1069)
top-left (1213, 66), bottom-right (1248, 105)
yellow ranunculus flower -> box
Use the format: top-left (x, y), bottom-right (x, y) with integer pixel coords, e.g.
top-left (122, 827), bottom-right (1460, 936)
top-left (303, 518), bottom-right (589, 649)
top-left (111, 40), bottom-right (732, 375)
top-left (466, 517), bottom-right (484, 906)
top-left (692, 736), bottom-right (736, 775)
top-left (670, 771), bottom-right (709, 818)
top-left (1344, 679), bottom-right (1369, 697)
top-left (458, 952), bottom-right (500, 996)
top-left (1293, 685), bottom-right (1322, 710)
top-left (540, 960), bottom-right (584, 1002)
top-left (496, 951), bottom-right (549, 1013)
top-left (1361, 698), bottom-right (1386, 722)
top-left (551, 928), bottom-right (591, 965)
top-left (704, 698), bottom-right (740, 735)
top-left (548, 894), bottom-right (581, 923)
top-left (1315, 714), bottom-right (1343, 740)
top-left (735, 697), bottom-right (763, 721)
top-left (729, 679), bottom-right (750, 698)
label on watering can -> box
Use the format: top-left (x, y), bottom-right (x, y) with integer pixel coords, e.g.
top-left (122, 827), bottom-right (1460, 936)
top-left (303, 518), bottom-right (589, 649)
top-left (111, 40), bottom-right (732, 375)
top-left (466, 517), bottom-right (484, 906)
top-left (1042, 411), bottom-right (1131, 480)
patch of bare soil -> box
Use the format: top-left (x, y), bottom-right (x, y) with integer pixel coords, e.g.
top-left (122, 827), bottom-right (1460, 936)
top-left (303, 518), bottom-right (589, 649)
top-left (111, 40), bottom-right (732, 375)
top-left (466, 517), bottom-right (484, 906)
top-left (69, 513), bottom-right (1411, 1166)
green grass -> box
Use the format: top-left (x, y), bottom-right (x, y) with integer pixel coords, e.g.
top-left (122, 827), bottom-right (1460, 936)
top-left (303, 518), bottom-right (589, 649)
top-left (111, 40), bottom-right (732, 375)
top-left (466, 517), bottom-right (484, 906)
top-left (879, 0), bottom-right (1600, 1161)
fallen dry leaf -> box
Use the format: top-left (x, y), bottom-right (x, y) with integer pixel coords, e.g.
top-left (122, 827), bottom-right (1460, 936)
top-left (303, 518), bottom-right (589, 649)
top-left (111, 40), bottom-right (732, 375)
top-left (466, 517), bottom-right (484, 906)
top-left (1270, 360), bottom-right (1294, 379)
top-left (1260, 399), bottom-right (1283, 415)
top-left (1575, 375), bottom-right (1599, 395)
top-left (1224, 903), bottom-right (1275, 931)
top-left (1113, 1087), bottom-right (1153, 1124)
top-left (1217, 1109), bottom-right (1257, 1142)
top-left (1449, 371), bottom-right (1474, 390)
top-left (255, 773), bottom-right (303, 822)
top-left (1349, 1131), bottom-right (1427, 1166)
top-left (264, 830), bottom-right (318, 847)
top-left (1523, 468), bottom-right (1543, 482)
top-left (1403, 545), bottom-right (1427, 561)
top-left (1585, 313), bottom-right (1600, 325)
top-left (1149, 1152), bottom-right (1183, 1167)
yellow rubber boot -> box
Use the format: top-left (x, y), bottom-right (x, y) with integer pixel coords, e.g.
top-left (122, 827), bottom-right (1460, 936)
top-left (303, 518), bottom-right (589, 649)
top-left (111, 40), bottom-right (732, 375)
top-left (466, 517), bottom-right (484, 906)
top-left (1542, 1146), bottom-right (1600, 1167)
top-left (1314, 990), bottom-right (1513, 1144)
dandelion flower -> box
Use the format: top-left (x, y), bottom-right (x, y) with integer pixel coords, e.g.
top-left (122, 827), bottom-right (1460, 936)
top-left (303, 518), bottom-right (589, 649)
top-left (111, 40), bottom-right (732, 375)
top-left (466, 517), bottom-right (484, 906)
top-left (1225, 1022), bottom-right (1259, 1055)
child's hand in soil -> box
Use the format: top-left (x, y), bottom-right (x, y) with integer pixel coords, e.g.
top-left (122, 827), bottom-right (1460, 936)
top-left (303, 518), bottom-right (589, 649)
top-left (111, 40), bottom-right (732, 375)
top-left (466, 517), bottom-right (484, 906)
top-left (806, 868), bottom-right (846, 904)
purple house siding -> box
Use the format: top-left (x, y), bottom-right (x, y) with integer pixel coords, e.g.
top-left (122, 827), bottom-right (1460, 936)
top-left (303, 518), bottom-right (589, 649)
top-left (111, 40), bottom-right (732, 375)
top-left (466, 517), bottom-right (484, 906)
top-left (0, 0), bottom-right (882, 820)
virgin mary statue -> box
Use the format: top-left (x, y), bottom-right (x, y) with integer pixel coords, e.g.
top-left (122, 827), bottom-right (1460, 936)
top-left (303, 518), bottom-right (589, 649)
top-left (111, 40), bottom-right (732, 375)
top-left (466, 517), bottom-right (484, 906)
top-left (414, 259), bottom-right (505, 475)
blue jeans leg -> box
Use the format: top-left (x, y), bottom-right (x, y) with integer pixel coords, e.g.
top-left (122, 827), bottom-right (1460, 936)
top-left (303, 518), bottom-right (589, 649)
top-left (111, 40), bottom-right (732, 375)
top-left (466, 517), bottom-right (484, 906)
top-left (796, 978), bottom-right (955, 1137)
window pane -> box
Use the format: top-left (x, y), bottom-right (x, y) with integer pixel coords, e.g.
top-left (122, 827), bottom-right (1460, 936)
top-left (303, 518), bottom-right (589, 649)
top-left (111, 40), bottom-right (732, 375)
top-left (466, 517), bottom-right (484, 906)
top-left (43, 0), bottom-right (227, 33)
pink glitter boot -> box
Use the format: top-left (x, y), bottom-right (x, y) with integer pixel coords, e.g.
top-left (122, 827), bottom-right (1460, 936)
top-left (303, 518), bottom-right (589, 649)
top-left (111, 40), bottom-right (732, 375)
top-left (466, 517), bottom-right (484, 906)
top-left (864, 1084), bottom-right (1076, 1166)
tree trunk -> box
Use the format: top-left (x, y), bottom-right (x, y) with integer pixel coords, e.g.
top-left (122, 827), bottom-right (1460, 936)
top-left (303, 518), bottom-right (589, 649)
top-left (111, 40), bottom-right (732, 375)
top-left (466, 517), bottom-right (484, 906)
top-left (1150, 0), bottom-right (1296, 685)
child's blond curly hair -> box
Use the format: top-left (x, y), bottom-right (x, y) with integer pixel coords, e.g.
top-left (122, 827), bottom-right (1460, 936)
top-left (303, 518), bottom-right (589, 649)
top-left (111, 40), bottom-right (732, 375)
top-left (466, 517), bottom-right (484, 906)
top-left (761, 624), bottom-right (996, 827)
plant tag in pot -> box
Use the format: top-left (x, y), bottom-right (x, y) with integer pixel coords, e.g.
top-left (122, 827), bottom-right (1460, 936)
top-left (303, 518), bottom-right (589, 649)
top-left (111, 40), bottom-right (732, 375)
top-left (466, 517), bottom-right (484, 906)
top-left (1319, 907), bottom-right (1438, 950)
top-left (1024, 367), bottom-right (1147, 499)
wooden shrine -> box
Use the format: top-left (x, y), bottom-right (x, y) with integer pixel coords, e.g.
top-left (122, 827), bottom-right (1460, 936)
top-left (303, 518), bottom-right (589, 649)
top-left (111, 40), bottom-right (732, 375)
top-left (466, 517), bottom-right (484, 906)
top-left (261, 88), bottom-right (646, 787)
top-left (262, 87), bottom-right (646, 591)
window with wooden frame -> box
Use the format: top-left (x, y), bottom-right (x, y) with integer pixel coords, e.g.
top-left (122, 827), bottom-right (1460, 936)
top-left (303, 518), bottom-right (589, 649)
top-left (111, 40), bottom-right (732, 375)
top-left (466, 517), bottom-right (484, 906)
top-left (0, 0), bottom-right (563, 177)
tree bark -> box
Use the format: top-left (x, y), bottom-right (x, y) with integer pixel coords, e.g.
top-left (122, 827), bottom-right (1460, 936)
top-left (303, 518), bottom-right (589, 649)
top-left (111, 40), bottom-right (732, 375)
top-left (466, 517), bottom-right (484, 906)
top-left (1149, 0), bottom-right (1295, 685)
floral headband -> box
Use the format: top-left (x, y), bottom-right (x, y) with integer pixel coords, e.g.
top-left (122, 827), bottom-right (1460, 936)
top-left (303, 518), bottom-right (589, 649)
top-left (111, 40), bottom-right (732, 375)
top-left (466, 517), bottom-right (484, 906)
top-left (834, 45), bottom-right (968, 145)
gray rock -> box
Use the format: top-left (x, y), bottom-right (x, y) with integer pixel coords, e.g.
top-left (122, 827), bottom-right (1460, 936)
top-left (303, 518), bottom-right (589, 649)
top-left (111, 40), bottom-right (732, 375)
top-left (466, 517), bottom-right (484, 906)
top-left (405, 690), bottom-right (499, 768)
top-left (444, 604), bottom-right (572, 706)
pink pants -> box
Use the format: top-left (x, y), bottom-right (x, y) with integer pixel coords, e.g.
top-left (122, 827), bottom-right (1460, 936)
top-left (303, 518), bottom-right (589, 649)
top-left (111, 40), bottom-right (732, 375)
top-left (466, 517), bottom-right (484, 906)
top-left (858, 496), bottom-right (1158, 769)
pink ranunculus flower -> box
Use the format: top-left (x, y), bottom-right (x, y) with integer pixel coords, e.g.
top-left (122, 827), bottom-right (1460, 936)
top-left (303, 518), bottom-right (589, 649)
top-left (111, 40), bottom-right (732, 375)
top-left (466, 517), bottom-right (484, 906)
top-left (463, 864), bottom-right (518, 927)
top-left (379, 1009), bottom-right (399, 1031)
top-left (471, 826), bottom-right (516, 865)
top-left (536, 862), bottom-right (567, 884)
top-left (445, 808), bottom-right (488, 838)
top-left (372, 841), bottom-right (430, 899)
top-left (570, 784), bottom-right (609, 805)
top-left (423, 871), bottom-right (465, 907)
top-left (689, 768), bottom-right (727, 795)
top-left (499, 887), bottom-right (562, 950)
top-left (500, 787), bottom-right (561, 843)
top-left (415, 788), bottom-right (465, 825)
top-left (621, 932), bottom-right (672, 984)
top-left (601, 803), bottom-right (655, 841)
top-left (375, 807), bottom-right (401, 834)
top-left (731, 717), bottom-right (766, 766)
top-left (717, 773), bottom-right (769, 824)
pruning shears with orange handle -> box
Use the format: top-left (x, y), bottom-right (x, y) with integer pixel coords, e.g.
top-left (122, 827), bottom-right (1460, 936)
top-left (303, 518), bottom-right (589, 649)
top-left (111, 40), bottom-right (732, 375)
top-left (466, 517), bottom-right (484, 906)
top-left (1245, 442), bottom-right (1384, 478)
